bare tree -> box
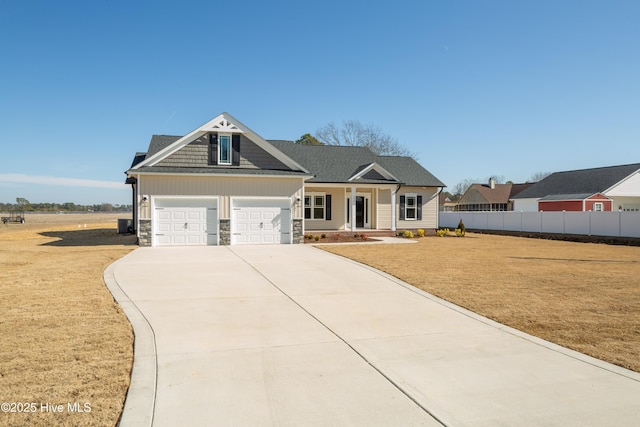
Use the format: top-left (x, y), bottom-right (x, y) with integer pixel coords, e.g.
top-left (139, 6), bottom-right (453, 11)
top-left (452, 175), bottom-right (507, 197)
top-left (315, 120), bottom-right (415, 157)
top-left (528, 171), bottom-right (552, 182)
top-left (488, 175), bottom-right (505, 184)
top-left (452, 178), bottom-right (478, 197)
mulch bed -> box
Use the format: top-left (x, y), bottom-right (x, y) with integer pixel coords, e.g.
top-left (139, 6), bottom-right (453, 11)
top-left (303, 232), bottom-right (380, 243)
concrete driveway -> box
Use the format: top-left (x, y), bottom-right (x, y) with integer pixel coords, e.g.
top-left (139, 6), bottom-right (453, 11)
top-left (105, 245), bottom-right (640, 427)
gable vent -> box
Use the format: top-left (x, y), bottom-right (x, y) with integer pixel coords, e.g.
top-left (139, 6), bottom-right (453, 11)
top-left (206, 118), bottom-right (244, 133)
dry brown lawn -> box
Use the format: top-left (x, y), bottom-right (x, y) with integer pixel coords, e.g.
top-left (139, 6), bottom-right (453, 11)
top-left (0, 213), bottom-right (136, 427)
top-left (2, 217), bottom-right (639, 425)
top-left (321, 233), bottom-right (640, 373)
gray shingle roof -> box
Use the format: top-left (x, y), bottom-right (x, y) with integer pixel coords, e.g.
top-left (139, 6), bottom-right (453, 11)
top-left (268, 141), bottom-right (445, 187)
top-left (147, 135), bottom-right (181, 158)
top-left (513, 163), bottom-right (640, 199)
top-left (268, 141), bottom-right (382, 182)
top-left (539, 193), bottom-right (594, 201)
top-left (128, 135), bottom-right (445, 187)
top-left (125, 152), bottom-right (148, 183)
top-left (375, 155), bottom-right (445, 187)
top-left (130, 152), bottom-right (147, 168)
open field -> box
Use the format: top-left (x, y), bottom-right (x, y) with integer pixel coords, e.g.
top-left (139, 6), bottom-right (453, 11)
top-left (0, 213), bottom-right (136, 427)
top-left (321, 233), bottom-right (640, 373)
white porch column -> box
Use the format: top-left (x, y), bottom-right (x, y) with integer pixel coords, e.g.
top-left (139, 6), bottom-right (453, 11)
top-left (351, 186), bottom-right (357, 232)
top-left (136, 174), bottom-right (141, 238)
top-left (300, 183), bottom-right (305, 236)
top-left (375, 188), bottom-right (379, 229)
top-left (391, 187), bottom-right (397, 231)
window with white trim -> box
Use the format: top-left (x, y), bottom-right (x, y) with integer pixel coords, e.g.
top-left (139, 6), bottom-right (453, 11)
top-left (218, 134), bottom-right (231, 165)
top-left (405, 194), bottom-right (417, 220)
top-left (304, 193), bottom-right (325, 219)
top-left (593, 202), bottom-right (604, 212)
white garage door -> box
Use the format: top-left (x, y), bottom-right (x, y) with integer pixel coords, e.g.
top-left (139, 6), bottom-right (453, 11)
top-left (154, 198), bottom-right (218, 246)
top-left (232, 199), bottom-right (291, 244)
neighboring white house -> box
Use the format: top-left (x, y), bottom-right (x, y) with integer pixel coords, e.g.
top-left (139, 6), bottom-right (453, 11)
top-left (605, 170), bottom-right (640, 211)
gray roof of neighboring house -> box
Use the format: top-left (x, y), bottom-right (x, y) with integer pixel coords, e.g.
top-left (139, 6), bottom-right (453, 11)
top-left (512, 163), bottom-right (640, 199)
top-left (538, 193), bottom-right (595, 201)
top-left (509, 182), bottom-right (535, 198)
top-left (268, 140), bottom-right (445, 187)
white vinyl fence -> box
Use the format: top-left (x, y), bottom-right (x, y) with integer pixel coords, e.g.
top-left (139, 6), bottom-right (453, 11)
top-left (440, 211), bottom-right (640, 238)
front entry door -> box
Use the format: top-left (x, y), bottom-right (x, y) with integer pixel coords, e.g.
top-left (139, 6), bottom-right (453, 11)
top-left (347, 195), bottom-right (370, 229)
top-left (356, 196), bottom-right (365, 228)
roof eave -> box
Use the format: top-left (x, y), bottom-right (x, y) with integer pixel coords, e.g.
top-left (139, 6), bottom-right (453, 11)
top-left (129, 170), bottom-right (313, 179)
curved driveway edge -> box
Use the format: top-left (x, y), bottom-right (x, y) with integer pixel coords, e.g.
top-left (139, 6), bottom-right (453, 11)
top-left (329, 252), bottom-right (640, 382)
top-left (106, 245), bottom-right (640, 426)
top-left (104, 253), bottom-right (156, 427)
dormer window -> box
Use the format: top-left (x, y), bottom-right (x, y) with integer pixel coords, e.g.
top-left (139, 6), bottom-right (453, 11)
top-left (209, 133), bottom-right (240, 166)
top-left (218, 134), bottom-right (232, 165)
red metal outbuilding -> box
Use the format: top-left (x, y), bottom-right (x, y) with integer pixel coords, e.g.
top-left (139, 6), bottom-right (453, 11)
top-left (538, 193), bottom-right (613, 212)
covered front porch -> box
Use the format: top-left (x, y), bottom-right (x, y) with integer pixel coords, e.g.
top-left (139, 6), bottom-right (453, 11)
top-left (302, 184), bottom-right (398, 233)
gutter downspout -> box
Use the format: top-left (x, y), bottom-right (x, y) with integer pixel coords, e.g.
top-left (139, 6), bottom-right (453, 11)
top-left (131, 181), bottom-right (137, 233)
top-left (126, 170), bottom-right (138, 237)
top-left (437, 186), bottom-right (445, 227)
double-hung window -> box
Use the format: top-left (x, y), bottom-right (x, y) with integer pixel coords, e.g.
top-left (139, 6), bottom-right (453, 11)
top-left (304, 193), bottom-right (325, 219)
top-left (405, 195), bottom-right (417, 220)
top-left (218, 134), bottom-right (231, 165)
top-left (304, 196), bottom-right (311, 219)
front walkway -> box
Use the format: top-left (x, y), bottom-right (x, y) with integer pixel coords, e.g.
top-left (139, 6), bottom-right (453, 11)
top-left (105, 245), bottom-right (640, 426)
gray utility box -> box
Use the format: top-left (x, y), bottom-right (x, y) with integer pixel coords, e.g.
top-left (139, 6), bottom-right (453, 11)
top-left (117, 218), bottom-right (133, 234)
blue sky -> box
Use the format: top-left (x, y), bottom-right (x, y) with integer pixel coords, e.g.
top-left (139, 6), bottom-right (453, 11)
top-left (1, 0), bottom-right (639, 205)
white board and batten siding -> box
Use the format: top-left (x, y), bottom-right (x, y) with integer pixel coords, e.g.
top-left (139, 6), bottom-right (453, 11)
top-left (232, 198), bottom-right (292, 244)
top-left (153, 197), bottom-right (218, 246)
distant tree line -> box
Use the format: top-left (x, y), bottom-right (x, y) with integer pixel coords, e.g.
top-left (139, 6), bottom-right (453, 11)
top-left (1, 198), bottom-right (131, 213)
